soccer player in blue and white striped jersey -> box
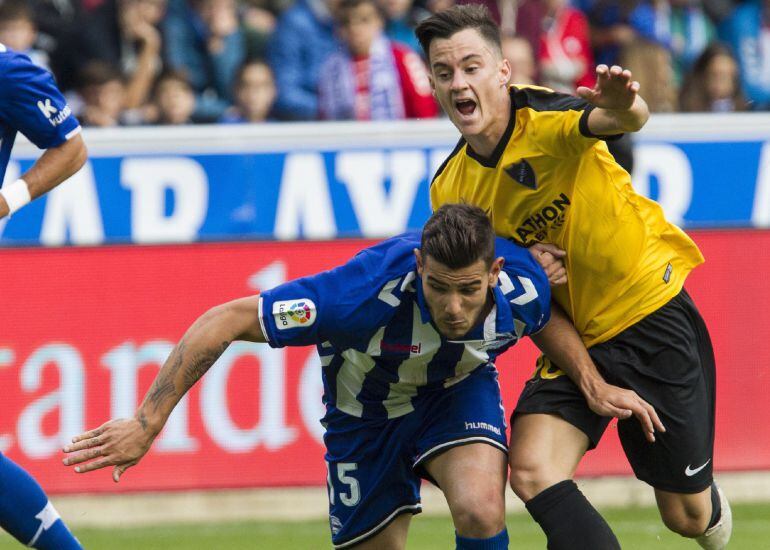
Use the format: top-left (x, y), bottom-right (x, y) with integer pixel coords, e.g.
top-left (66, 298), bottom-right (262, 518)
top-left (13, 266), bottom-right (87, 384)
top-left (0, 43), bottom-right (86, 221)
top-left (0, 43), bottom-right (86, 549)
top-left (64, 204), bottom-right (658, 550)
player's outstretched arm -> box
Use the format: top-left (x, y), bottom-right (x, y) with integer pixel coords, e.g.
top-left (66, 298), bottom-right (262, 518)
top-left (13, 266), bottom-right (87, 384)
top-left (531, 302), bottom-right (665, 443)
top-left (62, 296), bottom-right (266, 482)
top-left (577, 64), bottom-right (650, 135)
top-left (0, 133), bottom-right (87, 219)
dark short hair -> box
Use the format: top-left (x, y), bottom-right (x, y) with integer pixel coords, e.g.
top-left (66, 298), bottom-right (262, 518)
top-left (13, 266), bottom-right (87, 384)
top-left (0, 0), bottom-right (33, 23)
top-left (421, 203), bottom-right (495, 269)
top-left (336, 0), bottom-right (383, 25)
top-left (234, 59), bottom-right (273, 87)
top-left (76, 61), bottom-right (123, 90)
top-left (152, 68), bottom-right (192, 98)
top-left (415, 4), bottom-right (501, 60)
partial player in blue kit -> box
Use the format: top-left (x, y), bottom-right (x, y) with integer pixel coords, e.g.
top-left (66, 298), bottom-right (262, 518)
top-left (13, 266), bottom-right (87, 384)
top-left (258, 212), bottom-right (551, 548)
top-left (0, 42), bottom-right (86, 218)
top-left (63, 204), bottom-right (654, 550)
top-left (0, 44), bottom-right (87, 548)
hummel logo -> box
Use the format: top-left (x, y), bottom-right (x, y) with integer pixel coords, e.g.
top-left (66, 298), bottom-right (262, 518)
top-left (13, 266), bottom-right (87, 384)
top-left (685, 459), bottom-right (711, 477)
top-left (380, 341), bottom-right (421, 354)
top-left (37, 98), bottom-right (58, 118)
top-left (465, 421), bottom-right (502, 436)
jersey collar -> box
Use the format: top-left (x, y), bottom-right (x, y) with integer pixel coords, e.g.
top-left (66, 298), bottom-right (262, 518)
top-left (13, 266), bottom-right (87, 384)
top-left (464, 88), bottom-right (516, 168)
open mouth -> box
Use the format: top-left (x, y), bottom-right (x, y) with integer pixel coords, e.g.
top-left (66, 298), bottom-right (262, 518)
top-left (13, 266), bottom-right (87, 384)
top-left (455, 98), bottom-right (477, 117)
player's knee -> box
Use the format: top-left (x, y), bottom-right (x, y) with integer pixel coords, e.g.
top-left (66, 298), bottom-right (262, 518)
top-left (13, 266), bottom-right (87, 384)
top-left (451, 489), bottom-right (505, 537)
top-left (659, 506), bottom-right (710, 538)
top-left (508, 459), bottom-right (553, 502)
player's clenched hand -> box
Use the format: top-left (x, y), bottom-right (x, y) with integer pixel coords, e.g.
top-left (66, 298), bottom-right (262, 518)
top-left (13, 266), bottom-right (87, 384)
top-left (585, 382), bottom-right (665, 443)
top-left (529, 243), bottom-right (567, 285)
top-left (62, 418), bottom-right (155, 483)
top-left (576, 64), bottom-right (639, 111)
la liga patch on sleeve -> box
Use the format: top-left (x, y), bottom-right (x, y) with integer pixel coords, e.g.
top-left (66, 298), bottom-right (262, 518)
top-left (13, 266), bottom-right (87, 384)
top-left (272, 299), bottom-right (317, 330)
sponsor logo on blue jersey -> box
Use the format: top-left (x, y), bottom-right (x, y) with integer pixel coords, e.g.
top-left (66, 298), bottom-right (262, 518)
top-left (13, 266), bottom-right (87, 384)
top-left (36, 99), bottom-right (72, 128)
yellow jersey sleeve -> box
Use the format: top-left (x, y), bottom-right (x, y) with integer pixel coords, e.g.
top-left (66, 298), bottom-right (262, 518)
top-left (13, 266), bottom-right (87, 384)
top-left (512, 86), bottom-right (610, 159)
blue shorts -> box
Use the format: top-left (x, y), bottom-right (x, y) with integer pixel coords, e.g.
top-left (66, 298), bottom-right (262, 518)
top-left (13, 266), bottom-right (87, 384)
top-left (323, 364), bottom-right (508, 549)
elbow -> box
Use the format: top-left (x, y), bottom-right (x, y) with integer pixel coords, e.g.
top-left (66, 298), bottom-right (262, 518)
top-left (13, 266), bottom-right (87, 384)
top-left (73, 139), bottom-right (88, 173)
top-left (200, 303), bottom-right (231, 326)
top-left (63, 134), bottom-right (88, 177)
top-left (198, 301), bottom-right (246, 341)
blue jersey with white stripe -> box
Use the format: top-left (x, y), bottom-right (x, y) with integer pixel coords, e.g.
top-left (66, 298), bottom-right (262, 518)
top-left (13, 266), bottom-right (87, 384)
top-left (0, 44), bottom-right (80, 184)
top-left (259, 232), bottom-right (551, 419)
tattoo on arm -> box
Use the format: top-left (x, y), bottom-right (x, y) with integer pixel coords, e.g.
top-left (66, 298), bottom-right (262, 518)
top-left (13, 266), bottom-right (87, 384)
top-left (143, 339), bottom-right (230, 415)
top-left (146, 341), bottom-right (187, 412)
top-left (137, 411), bottom-right (148, 431)
top-left (182, 341), bottom-right (230, 388)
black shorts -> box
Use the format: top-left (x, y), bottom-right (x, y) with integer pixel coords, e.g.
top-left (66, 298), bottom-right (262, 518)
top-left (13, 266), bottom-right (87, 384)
top-left (514, 289), bottom-right (716, 494)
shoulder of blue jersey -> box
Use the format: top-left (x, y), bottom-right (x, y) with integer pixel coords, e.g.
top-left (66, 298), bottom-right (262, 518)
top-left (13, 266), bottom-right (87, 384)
top-left (259, 232), bottom-right (421, 348)
top-left (352, 231), bottom-right (421, 284)
top-left (330, 232), bottom-right (421, 315)
top-left (494, 237), bottom-right (542, 277)
top-left (493, 237), bottom-right (551, 333)
top-left (0, 44), bottom-right (33, 69)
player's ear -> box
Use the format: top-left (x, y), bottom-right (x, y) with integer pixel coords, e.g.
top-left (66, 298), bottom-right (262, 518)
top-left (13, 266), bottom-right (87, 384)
top-left (499, 58), bottom-right (511, 87)
top-left (488, 257), bottom-right (504, 285)
top-left (414, 248), bottom-right (425, 275)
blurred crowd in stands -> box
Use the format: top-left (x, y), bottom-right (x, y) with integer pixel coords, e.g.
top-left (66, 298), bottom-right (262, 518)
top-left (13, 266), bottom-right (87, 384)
top-left (1, 0), bottom-right (767, 127)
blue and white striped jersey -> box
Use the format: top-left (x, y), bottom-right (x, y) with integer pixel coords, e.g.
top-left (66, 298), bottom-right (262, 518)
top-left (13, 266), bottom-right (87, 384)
top-left (259, 232), bottom-right (551, 419)
top-left (0, 44), bottom-right (80, 184)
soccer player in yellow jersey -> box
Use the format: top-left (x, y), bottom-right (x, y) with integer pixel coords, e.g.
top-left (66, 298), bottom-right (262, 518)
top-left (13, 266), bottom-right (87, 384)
top-left (416, 6), bottom-right (731, 550)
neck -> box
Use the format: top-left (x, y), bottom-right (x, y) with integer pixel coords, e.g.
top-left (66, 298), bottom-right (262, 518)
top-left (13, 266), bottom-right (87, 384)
top-left (464, 92), bottom-right (512, 159)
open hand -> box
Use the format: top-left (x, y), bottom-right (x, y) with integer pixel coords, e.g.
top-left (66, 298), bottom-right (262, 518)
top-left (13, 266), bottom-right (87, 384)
top-left (62, 417), bottom-right (155, 482)
top-left (577, 65), bottom-right (640, 111)
top-left (585, 381), bottom-right (665, 443)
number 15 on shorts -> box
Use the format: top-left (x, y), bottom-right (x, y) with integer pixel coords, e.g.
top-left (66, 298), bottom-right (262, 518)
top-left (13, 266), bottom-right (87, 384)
top-left (327, 462), bottom-right (361, 506)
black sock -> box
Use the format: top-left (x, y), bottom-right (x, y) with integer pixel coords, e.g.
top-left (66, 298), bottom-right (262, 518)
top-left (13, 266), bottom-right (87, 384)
top-left (525, 480), bottom-right (620, 550)
top-left (707, 481), bottom-right (722, 530)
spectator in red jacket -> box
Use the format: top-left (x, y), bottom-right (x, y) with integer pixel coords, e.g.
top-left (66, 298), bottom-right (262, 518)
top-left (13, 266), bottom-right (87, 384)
top-left (537, 0), bottom-right (595, 93)
top-left (319, 0), bottom-right (438, 120)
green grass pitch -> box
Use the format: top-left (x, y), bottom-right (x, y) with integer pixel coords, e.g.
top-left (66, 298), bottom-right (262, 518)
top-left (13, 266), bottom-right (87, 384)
top-left (1, 502), bottom-right (768, 549)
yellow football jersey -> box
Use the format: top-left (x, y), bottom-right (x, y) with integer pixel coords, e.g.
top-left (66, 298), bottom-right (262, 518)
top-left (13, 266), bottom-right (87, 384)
top-left (431, 85), bottom-right (704, 347)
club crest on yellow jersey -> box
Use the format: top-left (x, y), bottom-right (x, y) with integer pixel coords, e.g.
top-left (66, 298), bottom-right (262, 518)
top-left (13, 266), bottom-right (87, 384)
top-left (503, 159), bottom-right (537, 189)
